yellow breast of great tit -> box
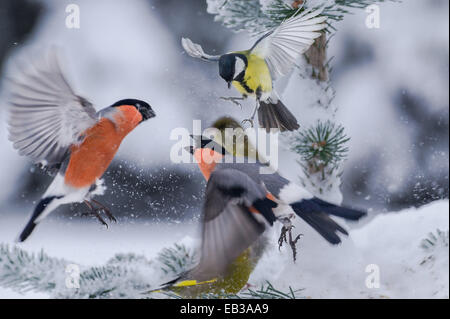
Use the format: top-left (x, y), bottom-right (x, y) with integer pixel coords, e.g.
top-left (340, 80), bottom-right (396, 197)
top-left (232, 51), bottom-right (272, 98)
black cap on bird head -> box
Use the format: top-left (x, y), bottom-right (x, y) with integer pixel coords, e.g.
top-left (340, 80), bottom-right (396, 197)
top-left (219, 54), bottom-right (247, 89)
top-left (219, 54), bottom-right (235, 88)
top-left (111, 99), bottom-right (156, 121)
top-left (184, 135), bottom-right (227, 155)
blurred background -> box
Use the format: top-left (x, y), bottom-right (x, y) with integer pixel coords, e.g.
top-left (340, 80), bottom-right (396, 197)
top-left (0, 0), bottom-right (448, 229)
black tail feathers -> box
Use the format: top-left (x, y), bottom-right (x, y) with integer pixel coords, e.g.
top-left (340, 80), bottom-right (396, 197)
top-left (258, 99), bottom-right (300, 132)
top-left (290, 197), bottom-right (366, 245)
top-left (252, 197), bottom-right (278, 226)
top-left (17, 196), bottom-right (59, 242)
top-left (309, 197), bottom-right (367, 221)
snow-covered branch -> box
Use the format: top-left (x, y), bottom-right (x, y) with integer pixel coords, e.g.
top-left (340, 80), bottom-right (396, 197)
top-left (0, 242), bottom-right (301, 299)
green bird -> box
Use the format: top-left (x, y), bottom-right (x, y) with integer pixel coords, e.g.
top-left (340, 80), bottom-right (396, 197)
top-left (209, 116), bottom-right (261, 161)
top-left (182, 7), bottom-right (327, 131)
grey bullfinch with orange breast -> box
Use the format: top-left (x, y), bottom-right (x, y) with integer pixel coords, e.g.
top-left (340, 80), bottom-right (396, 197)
top-left (7, 50), bottom-right (156, 242)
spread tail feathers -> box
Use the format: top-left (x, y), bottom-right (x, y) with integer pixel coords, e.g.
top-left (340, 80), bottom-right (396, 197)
top-left (17, 196), bottom-right (60, 242)
top-left (290, 197), bottom-right (366, 245)
top-left (258, 99), bottom-right (299, 132)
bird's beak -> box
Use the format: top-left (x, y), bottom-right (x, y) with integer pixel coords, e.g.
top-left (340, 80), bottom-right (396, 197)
top-left (184, 146), bottom-right (195, 155)
top-left (141, 108), bottom-right (156, 120)
top-left (227, 81), bottom-right (231, 89)
top-left (190, 134), bottom-right (202, 147)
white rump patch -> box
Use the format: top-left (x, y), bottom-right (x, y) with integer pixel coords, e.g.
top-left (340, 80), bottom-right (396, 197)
top-left (278, 182), bottom-right (313, 204)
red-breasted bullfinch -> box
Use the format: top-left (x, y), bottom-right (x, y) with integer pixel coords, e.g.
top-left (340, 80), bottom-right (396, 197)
top-left (164, 135), bottom-right (366, 294)
top-left (7, 50), bottom-right (156, 242)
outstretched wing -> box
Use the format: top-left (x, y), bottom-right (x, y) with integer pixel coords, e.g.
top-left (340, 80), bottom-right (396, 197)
top-left (189, 169), bottom-right (277, 281)
top-left (7, 49), bottom-right (98, 166)
top-left (181, 37), bottom-right (221, 62)
top-left (250, 7), bottom-right (327, 80)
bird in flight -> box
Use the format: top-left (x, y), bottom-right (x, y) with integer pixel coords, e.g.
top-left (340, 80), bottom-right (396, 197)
top-left (182, 7), bottom-right (327, 131)
top-left (7, 49), bottom-right (156, 242)
top-left (150, 134), bottom-right (365, 297)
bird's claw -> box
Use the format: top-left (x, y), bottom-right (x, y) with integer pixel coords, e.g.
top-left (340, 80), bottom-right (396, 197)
top-left (83, 200), bottom-right (116, 227)
top-left (105, 211), bottom-right (117, 223)
top-left (95, 210), bottom-right (109, 228)
top-left (81, 209), bottom-right (108, 228)
top-left (99, 206), bottom-right (116, 223)
top-left (220, 96), bottom-right (243, 109)
top-left (91, 199), bottom-right (117, 223)
top-left (278, 225), bottom-right (303, 262)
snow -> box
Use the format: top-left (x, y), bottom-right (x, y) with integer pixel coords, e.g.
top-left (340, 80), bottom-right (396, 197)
top-left (251, 199), bottom-right (449, 298)
top-left (216, 0), bottom-right (449, 210)
top-left (0, 200), bottom-right (448, 298)
top-left (1, 0), bottom-right (447, 213)
top-left (0, 0), bottom-right (447, 300)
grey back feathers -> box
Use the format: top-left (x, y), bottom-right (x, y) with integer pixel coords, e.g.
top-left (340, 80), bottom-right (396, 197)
top-left (189, 169), bottom-right (269, 281)
top-left (217, 162), bottom-right (290, 199)
top-left (7, 49), bottom-right (98, 166)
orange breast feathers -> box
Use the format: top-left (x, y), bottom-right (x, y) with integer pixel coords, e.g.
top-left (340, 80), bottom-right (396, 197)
top-left (64, 105), bottom-right (142, 188)
top-left (193, 148), bottom-right (224, 181)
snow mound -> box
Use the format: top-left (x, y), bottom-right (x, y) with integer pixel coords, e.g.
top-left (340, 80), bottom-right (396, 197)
top-left (250, 200), bottom-right (449, 298)
top-left (0, 200), bottom-right (448, 298)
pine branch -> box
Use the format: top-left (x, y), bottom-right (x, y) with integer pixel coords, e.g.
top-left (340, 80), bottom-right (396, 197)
top-left (0, 243), bottom-right (190, 298)
top-left (0, 244), bottom-right (66, 294)
top-left (191, 281), bottom-right (305, 299)
top-left (207, 0), bottom-right (398, 36)
top-left (239, 281), bottom-right (305, 299)
top-left (157, 243), bottom-right (197, 276)
top-left (292, 120), bottom-right (350, 170)
top-left (420, 229), bottom-right (449, 251)
top-left (289, 120), bottom-right (349, 196)
top-left (0, 242), bottom-right (305, 299)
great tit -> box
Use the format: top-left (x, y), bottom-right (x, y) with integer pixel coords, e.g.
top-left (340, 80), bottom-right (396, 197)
top-left (182, 7), bottom-right (327, 132)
